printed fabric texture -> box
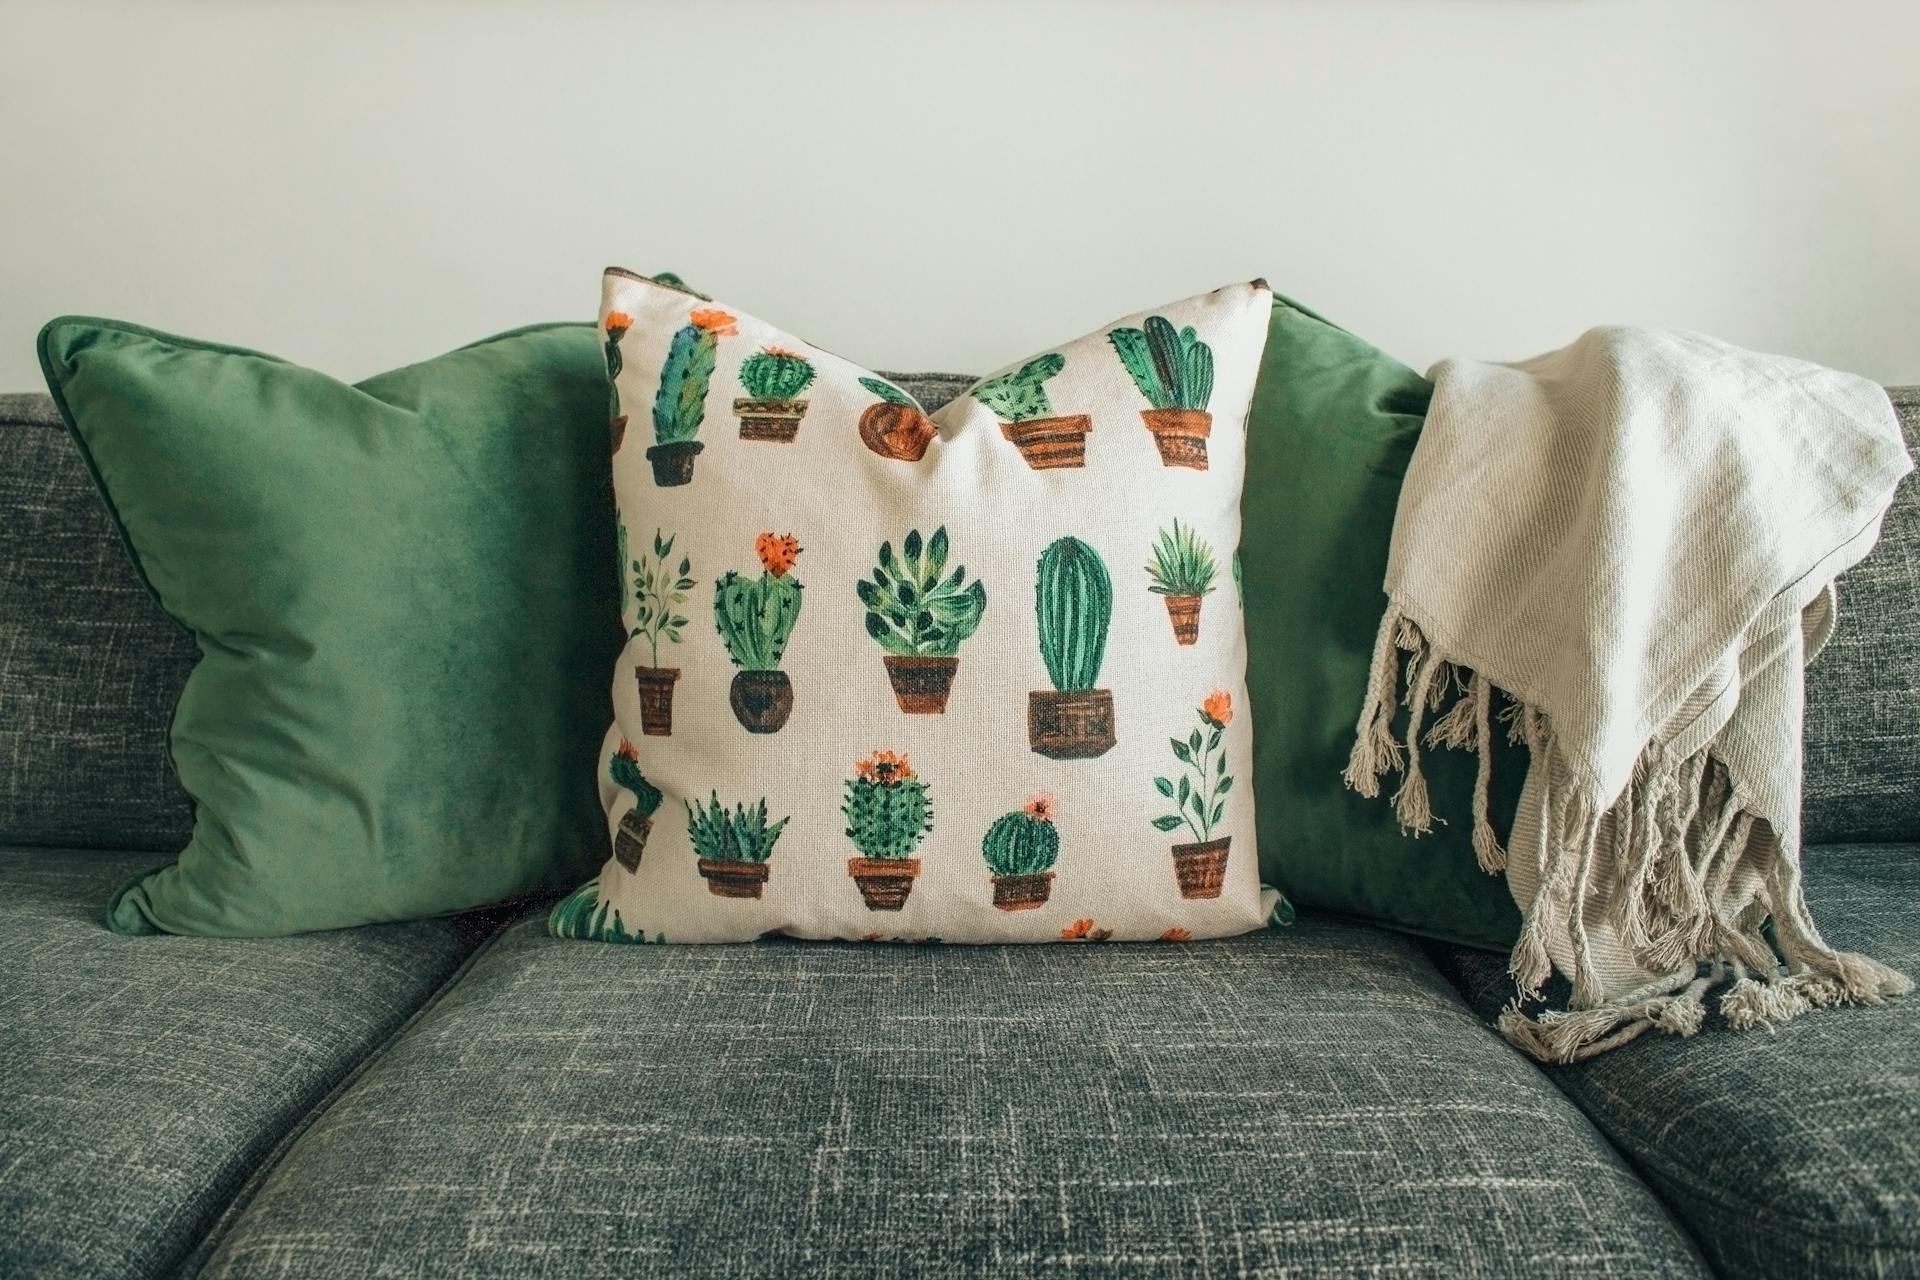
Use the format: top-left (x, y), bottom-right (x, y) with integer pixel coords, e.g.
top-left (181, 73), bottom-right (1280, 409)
top-left (555, 272), bottom-right (1279, 944)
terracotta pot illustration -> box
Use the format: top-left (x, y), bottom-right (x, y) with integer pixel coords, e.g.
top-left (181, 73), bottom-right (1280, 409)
top-left (697, 858), bottom-right (771, 899)
top-left (1140, 408), bottom-right (1212, 470)
top-left (613, 809), bottom-right (652, 872)
top-left (633, 666), bottom-right (681, 736)
top-left (609, 414), bottom-right (629, 453)
top-left (1170, 837), bottom-right (1231, 900)
top-left (859, 402), bottom-right (935, 461)
top-left (991, 871), bottom-right (1055, 912)
top-left (1164, 594), bottom-right (1203, 645)
top-left (646, 440), bottom-right (704, 487)
top-left (883, 655), bottom-right (959, 714)
top-left (848, 857), bottom-right (920, 911)
top-left (734, 397), bottom-right (808, 442)
top-left (730, 669), bottom-right (793, 734)
top-left (1028, 688), bottom-right (1116, 759)
top-left (1000, 414), bottom-right (1093, 470)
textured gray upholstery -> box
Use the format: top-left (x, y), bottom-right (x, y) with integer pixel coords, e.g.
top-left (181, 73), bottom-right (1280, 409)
top-left (0, 392), bottom-right (197, 850)
top-left (0, 846), bottom-right (501, 1280)
top-left (193, 916), bottom-right (1705, 1278)
top-left (1428, 842), bottom-right (1920, 1280)
top-left (1802, 388), bottom-right (1920, 843)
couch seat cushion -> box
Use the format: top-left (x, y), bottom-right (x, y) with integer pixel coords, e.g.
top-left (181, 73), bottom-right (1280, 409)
top-left (0, 848), bottom-right (501, 1280)
top-left (1430, 842), bottom-right (1920, 1280)
top-left (197, 917), bottom-right (1703, 1277)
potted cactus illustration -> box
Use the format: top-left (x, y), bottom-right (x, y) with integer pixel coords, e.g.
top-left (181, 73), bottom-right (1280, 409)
top-left (856, 526), bottom-right (987, 713)
top-left (970, 353), bottom-right (1089, 469)
top-left (1152, 691), bottom-right (1236, 899)
top-left (982, 795), bottom-right (1059, 911)
top-left (1108, 316), bottom-right (1216, 469)
top-left (1029, 536), bottom-right (1116, 758)
top-left (608, 740), bottom-right (663, 872)
top-left (714, 533), bottom-right (804, 733)
top-left (1145, 520), bottom-right (1219, 646)
top-left (688, 792), bottom-right (787, 899)
top-left (734, 346), bottom-right (816, 442)
top-left (604, 310), bottom-right (632, 452)
top-left (648, 307), bottom-right (735, 486)
top-left (843, 750), bottom-right (933, 911)
top-left (549, 878), bottom-right (663, 943)
top-left (857, 377), bottom-right (936, 461)
top-left (628, 526), bottom-right (693, 736)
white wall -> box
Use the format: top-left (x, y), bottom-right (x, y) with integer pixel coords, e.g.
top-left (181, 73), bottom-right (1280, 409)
top-left (3, 0), bottom-right (1916, 391)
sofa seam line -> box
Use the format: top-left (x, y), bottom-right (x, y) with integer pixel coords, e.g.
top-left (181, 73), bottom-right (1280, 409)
top-left (172, 916), bottom-right (518, 1278)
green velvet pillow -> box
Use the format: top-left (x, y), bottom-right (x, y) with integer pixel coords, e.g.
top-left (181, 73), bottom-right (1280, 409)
top-left (38, 318), bottom-right (619, 935)
top-left (1244, 295), bottom-right (1523, 951)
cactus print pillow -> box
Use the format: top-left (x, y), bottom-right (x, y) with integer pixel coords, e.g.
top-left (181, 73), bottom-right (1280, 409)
top-left (552, 270), bottom-right (1285, 944)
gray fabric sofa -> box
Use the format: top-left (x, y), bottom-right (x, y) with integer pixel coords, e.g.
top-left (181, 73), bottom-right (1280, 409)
top-left (2, 381), bottom-right (1915, 1279)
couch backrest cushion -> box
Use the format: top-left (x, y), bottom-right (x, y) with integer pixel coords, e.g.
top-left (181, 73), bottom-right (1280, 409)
top-left (2, 382), bottom-right (1915, 854)
top-left (1803, 387), bottom-right (1920, 844)
top-left (0, 393), bottom-right (196, 850)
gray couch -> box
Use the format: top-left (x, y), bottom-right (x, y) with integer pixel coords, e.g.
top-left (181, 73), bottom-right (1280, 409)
top-left (3, 380), bottom-right (1916, 1279)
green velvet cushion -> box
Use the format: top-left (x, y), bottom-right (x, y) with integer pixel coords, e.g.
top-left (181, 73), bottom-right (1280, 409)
top-left (1244, 296), bottom-right (1523, 951)
top-left (37, 318), bottom-right (619, 935)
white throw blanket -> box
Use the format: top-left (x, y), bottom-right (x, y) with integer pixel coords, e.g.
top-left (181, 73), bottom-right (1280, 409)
top-left (1345, 327), bottom-right (1914, 1062)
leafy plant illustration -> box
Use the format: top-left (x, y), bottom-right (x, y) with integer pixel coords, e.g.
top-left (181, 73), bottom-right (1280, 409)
top-left (714, 534), bottom-right (804, 672)
top-left (981, 795), bottom-right (1060, 876)
top-left (1146, 520), bottom-right (1219, 598)
top-left (549, 878), bottom-right (666, 944)
top-left (1153, 692), bottom-right (1235, 841)
top-left (970, 353), bottom-right (1066, 423)
top-left (629, 527), bottom-right (693, 667)
top-left (844, 751), bottom-right (933, 860)
top-left (687, 793), bottom-right (788, 864)
top-left (857, 527), bottom-right (986, 658)
top-left (1036, 536), bottom-right (1112, 693)
top-left (652, 307), bottom-right (736, 444)
top-left (1109, 316), bottom-right (1215, 411)
top-left (739, 348), bottom-right (816, 401)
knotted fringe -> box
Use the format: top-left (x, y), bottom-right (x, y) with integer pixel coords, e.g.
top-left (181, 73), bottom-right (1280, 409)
top-left (1346, 609), bottom-right (1913, 1063)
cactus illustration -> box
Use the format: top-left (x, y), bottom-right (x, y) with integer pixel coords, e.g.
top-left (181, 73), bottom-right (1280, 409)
top-left (1036, 536), bottom-right (1112, 692)
top-left (972, 353), bottom-right (1089, 469)
top-left (1109, 315), bottom-right (1217, 469)
top-left (609, 739), bottom-right (663, 871)
top-left (982, 795), bottom-right (1060, 910)
top-left (714, 534), bottom-right (804, 733)
top-left (548, 878), bottom-right (666, 944)
top-left (1109, 316), bottom-right (1214, 411)
top-left (844, 750), bottom-right (933, 910)
top-left (647, 307), bottom-right (734, 484)
top-left (971, 354), bottom-right (1065, 423)
top-left (604, 310), bottom-right (632, 450)
top-left (735, 347), bottom-right (817, 442)
top-left (738, 348), bottom-right (816, 401)
top-left (1029, 537), bottom-right (1116, 758)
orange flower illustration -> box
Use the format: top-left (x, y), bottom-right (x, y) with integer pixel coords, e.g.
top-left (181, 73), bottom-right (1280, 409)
top-left (1201, 690), bottom-right (1233, 728)
top-left (1159, 927), bottom-right (1193, 943)
top-left (755, 532), bottom-right (801, 577)
top-left (603, 310), bottom-right (633, 335)
top-left (1022, 793), bottom-right (1055, 821)
top-left (854, 749), bottom-right (914, 784)
top-left (688, 307), bottom-right (738, 336)
top-left (1061, 918), bottom-right (1096, 941)
top-left (762, 345), bottom-right (806, 359)
top-left (614, 739), bottom-right (640, 762)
